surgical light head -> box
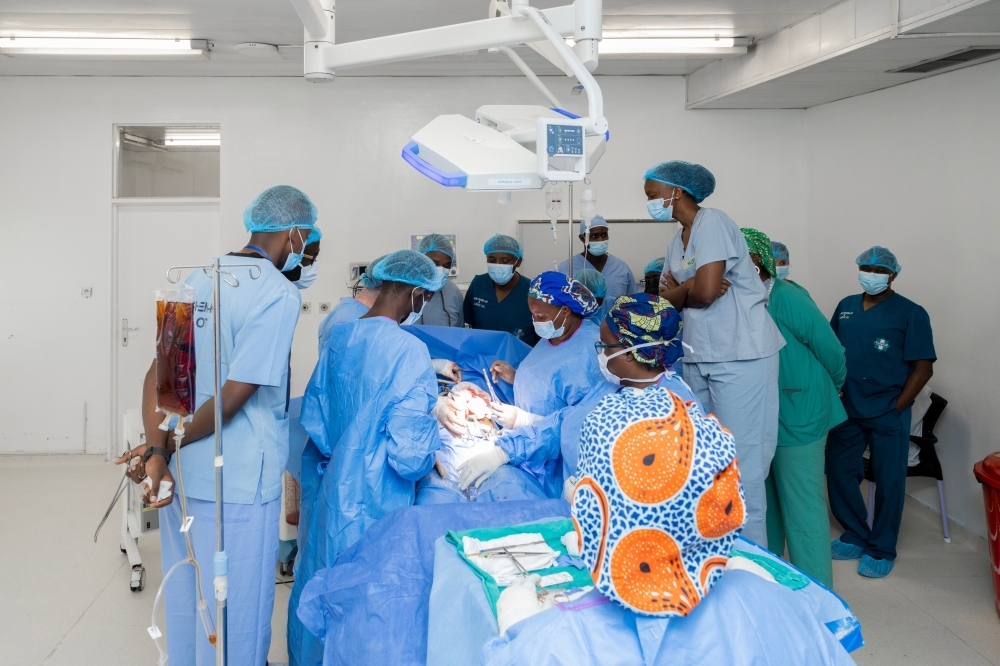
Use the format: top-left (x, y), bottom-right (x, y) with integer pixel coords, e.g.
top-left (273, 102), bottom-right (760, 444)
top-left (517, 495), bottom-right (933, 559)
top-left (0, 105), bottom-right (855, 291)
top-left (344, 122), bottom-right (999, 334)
top-left (243, 185), bottom-right (318, 233)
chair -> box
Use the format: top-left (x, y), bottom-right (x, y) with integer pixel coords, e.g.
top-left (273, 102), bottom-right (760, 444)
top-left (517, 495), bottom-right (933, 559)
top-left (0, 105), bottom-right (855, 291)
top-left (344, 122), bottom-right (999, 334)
top-left (864, 393), bottom-right (950, 542)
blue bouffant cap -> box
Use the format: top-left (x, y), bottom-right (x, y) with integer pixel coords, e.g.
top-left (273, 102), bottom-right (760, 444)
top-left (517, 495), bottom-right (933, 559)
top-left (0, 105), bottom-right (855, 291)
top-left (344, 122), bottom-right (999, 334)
top-left (643, 161), bottom-right (716, 203)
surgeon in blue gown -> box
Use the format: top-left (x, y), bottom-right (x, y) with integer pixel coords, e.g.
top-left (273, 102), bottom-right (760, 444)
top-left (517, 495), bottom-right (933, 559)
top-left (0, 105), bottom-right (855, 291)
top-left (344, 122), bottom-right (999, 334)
top-left (480, 294), bottom-right (854, 666)
top-left (452, 272), bottom-right (607, 497)
top-left (316, 254), bottom-right (386, 351)
top-left (288, 249), bottom-right (447, 666)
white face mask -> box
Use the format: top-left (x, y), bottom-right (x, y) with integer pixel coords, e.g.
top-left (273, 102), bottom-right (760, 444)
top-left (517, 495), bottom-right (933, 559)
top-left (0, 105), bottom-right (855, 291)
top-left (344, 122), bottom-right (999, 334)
top-left (533, 308), bottom-right (567, 340)
top-left (293, 262), bottom-right (319, 290)
top-left (598, 341), bottom-right (673, 385)
top-left (403, 288), bottom-right (428, 326)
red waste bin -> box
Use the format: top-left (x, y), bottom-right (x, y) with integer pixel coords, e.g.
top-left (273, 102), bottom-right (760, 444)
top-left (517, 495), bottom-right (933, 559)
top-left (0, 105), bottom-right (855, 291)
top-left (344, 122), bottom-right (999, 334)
top-left (973, 452), bottom-right (1000, 622)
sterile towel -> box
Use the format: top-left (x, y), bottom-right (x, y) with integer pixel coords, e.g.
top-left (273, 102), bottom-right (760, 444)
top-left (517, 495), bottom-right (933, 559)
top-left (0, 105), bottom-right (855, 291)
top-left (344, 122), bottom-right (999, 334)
top-left (463, 532), bottom-right (559, 585)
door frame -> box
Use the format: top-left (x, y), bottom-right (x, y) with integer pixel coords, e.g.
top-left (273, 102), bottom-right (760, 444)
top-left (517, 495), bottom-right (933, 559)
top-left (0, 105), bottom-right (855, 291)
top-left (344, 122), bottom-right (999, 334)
top-left (109, 199), bottom-right (221, 460)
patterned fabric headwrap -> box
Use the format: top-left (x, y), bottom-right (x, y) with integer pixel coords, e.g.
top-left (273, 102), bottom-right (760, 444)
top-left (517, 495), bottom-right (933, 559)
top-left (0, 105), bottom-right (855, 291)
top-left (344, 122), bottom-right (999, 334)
top-left (571, 388), bottom-right (746, 617)
top-left (528, 271), bottom-right (599, 316)
top-left (605, 294), bottom-right (683, 368)
top-left (740, 227), bottom-right (775, 280)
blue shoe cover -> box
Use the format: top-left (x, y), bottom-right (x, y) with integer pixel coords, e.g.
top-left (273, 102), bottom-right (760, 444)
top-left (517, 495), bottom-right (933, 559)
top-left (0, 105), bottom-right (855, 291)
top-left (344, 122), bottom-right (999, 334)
top-left (858, 554), bottom-right (894, 578)
top-left (831, 538), bottom-right (864, 560)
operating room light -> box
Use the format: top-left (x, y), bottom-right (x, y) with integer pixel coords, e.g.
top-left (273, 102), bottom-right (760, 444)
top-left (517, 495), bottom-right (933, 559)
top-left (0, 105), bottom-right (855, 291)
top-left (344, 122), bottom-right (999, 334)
top-left (0, 38), bottom-right (211, 59)
top-left (566, 35), bottom-right (747, 56)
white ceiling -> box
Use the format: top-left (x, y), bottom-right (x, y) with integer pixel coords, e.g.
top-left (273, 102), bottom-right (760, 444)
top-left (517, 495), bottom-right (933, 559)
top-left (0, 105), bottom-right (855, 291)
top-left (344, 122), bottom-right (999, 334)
top-left (0, 0), bottom-right (844, 77)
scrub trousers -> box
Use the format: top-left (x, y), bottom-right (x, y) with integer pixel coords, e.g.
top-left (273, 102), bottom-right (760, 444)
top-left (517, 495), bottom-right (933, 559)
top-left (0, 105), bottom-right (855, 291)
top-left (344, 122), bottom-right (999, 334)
top-left (684, 354), bottom-right (779, 546)
top-left (826, 407), bottom-right (911, 561)
top-left (765, 439), bottom-right (833, 587)
top-left (160, 487), bottom-right (279, 666)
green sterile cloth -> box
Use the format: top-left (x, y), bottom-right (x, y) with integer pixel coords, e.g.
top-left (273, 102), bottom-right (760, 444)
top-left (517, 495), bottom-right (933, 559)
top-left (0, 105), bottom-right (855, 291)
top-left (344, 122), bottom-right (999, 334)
top-left (730, 549), bottom-right (810, 590)
top-left (446, 519), bottom-right (594, 615)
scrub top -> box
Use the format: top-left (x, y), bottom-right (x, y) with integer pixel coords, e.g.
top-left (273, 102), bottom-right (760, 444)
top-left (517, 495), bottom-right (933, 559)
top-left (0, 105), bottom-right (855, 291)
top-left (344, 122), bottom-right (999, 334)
top-left (831, 293), bottom-right (935, 420)
top-left (175, 256), bottom-right (301, 505)
top-left (663, 208), bottom-right (784, 363)
top-left (318, 296), bottom-right (369, 352)
top-left (417, 279), bottom-right (465, 328)
top-left (557, 254), bottom-right (640, 308)
top-left (512, 318), bottom-right (602, 418)
top-left (463, 273), bottom-right (539, 346)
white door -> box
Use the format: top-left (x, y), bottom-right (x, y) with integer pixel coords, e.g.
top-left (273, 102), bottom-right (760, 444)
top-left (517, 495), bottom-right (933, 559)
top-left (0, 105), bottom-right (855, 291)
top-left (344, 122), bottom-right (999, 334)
top-left (115, 203), bottom-right (220, 455)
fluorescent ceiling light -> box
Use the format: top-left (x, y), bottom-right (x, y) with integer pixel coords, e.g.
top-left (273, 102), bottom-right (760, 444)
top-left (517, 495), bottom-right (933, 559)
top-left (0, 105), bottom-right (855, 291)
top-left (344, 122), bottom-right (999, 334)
top-left (597, 37), bottom-right (746, 56)
top-left (603, 30), bottom-right (736, 39)
top-left (164, 136), bottom-right (221, 147)
top-left (0, 38), bottom-right (211, 59)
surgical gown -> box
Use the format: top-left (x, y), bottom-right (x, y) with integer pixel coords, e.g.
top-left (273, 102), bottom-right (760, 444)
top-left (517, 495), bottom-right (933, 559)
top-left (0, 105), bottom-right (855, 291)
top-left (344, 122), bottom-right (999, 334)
top-left (480, 571), bottom-right (855, 666)
top-left (317, 296), bottom-right (369, 352)
top-left (288, 316), bottom-right (441, 666)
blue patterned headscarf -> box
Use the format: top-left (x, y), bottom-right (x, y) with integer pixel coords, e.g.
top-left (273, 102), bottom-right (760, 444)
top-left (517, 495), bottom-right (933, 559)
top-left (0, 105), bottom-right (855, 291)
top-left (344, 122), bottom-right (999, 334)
top-left (605, 294), bottom-right (683, 368)
top-left (529, 271), bottom-right (599, 317)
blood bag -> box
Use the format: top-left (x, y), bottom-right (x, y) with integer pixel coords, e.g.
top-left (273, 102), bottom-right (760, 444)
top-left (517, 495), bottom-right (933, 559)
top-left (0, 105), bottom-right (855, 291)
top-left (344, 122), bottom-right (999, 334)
top-left (155, 286), bottom-right (197, 419)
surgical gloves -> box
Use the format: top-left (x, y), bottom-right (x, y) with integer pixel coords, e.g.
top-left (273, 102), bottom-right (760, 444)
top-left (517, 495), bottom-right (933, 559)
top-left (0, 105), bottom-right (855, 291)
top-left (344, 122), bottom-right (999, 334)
top-left (490, 403), bottom-right (542, 430)
top-left (431, 359), bottom-right (462, 382)
top-left (457, 446), bottom-right (510, 490)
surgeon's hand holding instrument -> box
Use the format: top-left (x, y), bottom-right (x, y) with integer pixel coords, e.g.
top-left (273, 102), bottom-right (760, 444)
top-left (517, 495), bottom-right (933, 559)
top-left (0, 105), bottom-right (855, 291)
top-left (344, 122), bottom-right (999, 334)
top-left (490, 360), bottom-right (516, 385)
top-left (489, 402), bottom-right (542, 431)
top-left (431, 358), bottom-right (463, 382)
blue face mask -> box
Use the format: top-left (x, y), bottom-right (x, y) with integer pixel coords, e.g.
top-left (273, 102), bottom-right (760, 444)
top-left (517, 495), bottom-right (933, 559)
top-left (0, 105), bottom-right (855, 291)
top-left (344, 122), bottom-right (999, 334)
top-left (281, 228), bottom-right (307, 272)
top-left (587, 240), bottom-right (609, 257)
top-left (487, 263), bottom-right (515, 285)
top-left (775, 265), bottom-right (790, 281)
top-left (533, 308), bottom-right (566, 340)
top-left (646, 198), bottom-right (673, 222)
top-left (859, 271), bottom-right (891, 295)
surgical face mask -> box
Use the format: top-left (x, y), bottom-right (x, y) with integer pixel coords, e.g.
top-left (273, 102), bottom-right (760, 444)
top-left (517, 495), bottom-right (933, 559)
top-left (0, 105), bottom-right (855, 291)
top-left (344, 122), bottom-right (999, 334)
top-left (281, 228), bottom-right (306, 272)
top-left (487, 263), bottom-right (515, 285)
top-left (598, 341), bottom-right (670, 385)
top-left (404, 288), bottom-right (428, 326)
top-left (436, 265), bottom-right (450, 282)
top-left (587, 241), bottom-right (609, 257)
top-left (859, 271), bottom-right (891, 296)
top-left (533, 309), bottom-right (566, 340)
top-left (646, 194), bottom-right (676, 222)
top-left (293, 262), bottom-right (319, 290)
top-left (775, 265), bottom-right (790, 281)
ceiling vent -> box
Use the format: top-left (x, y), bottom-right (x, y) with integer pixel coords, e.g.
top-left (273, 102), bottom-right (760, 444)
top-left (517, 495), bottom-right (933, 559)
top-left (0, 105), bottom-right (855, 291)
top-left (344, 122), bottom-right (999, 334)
top-left (891, 47), bottom-right (1000, 74)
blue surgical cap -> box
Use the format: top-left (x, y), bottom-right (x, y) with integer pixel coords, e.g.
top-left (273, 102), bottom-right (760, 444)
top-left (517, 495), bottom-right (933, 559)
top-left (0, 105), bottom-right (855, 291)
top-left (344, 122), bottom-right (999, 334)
top-left (359, 254), bottom-right (388, 289)
top-left (483, 234), bottom-right (523, 259)
top-left (643, 160), bottom-right (716, 203)
top-left (771, 240), bottom-right (788, 262)
top-left (417, 234), bottom-right (456, 262)
top-left (373, 249), bottom-right (448, 291)
top-left (644, 257), bottom-right (665, 275)
top-left (574, 269), bottom-right (607, 299)
top-left (305, 227), bottom-right (323, 246)
top-left (856, 246), bottom-right (900, 274)
top-left (579, 215), bottom-right (608, 235)
top-left (243, 185), bottom-right (318, 233)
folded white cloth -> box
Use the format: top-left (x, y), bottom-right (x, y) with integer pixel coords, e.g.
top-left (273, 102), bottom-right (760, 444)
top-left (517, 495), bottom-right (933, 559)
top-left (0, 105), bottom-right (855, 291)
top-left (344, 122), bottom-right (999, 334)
top-left (725, 555), bottom-right (776, 583)
top-left (463, 532), bottom-right (558, 584)
top-left (559, 531), bottom-right (581, 557)
top-left (497, 575), bottom-right (554, 635)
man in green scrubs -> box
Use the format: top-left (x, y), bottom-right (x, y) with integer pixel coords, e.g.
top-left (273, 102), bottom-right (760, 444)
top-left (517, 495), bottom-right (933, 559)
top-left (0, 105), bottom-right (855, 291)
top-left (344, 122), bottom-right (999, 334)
top-left (462, 234), bottom-right (539, 346)
top-left (743, 229), bottom-right (847, 586)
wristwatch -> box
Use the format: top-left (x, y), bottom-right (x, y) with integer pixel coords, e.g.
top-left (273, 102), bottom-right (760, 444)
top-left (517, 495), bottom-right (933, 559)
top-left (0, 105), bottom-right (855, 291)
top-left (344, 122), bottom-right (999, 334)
top-left (142, 446), bottom-right (172, 465)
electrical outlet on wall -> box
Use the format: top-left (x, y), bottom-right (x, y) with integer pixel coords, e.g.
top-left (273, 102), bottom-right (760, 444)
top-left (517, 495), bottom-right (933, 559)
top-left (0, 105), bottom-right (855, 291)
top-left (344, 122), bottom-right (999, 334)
top-left (301, 302), bottom-right (312, 314)
top-left (81, 287), bottom-right (93, 298)
top-left (319, 302), bottom-right (331, 313)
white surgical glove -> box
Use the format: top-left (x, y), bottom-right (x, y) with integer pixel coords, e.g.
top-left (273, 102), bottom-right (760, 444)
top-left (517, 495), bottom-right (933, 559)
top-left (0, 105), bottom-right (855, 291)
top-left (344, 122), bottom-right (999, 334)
top-left (457, 446), bottom-right (510, 490)
top-left (431, 359), bottom-right (462, 382)
top-left (497, 575), bottom-right (554, 635)
top-left (434, 394), bottom-right (467, 437)
top-left (490, 402), bottom-right (542, 430)
top-left (562, 475), bottom-right (577, 503)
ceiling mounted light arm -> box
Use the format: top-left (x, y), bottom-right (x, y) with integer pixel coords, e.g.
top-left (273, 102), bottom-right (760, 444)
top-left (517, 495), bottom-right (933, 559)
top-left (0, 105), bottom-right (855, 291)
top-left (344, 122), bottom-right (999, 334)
top-left (492, 46), bottom-right (562, 108)
top-left (289, 0), bottom-right (330, 40)
top-left (514, 4), bottom-right (606, 136)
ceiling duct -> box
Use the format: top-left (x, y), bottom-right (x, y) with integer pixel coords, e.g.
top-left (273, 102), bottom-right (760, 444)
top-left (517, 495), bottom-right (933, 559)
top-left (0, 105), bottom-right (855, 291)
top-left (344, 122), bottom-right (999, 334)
top-left (890, 47), bottom-right (1000, 74)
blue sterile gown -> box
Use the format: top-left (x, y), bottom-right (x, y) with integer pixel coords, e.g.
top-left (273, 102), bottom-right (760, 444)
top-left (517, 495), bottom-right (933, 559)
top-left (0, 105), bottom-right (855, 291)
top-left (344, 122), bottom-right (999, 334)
top-left (317, 297), bottom-right (369, 352)
top-left (288, 316), bottom-right (440, 666)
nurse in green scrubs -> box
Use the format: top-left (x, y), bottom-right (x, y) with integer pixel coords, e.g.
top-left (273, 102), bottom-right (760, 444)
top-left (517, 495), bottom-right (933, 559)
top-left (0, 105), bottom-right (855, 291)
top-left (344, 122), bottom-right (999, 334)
top-left (462, 234), bottom-right (539, 346)
top-left (743, 229), bottom-right (846, 587)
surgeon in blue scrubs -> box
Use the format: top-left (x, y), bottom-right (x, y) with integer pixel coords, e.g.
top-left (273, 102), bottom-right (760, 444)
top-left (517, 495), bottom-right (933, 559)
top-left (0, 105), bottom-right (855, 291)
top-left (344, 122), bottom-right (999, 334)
top-left (463, 234), bottom-right (539, 346)
top-left (289, 249), bottom-right (446, 666)
top-left (316, 254), bottom-right (386, 351)
top-left (827, 246), bottom-right (935, 579)
top-left (648, 160), bottom-right (785, 546)
top-left (117, 185), bottom-right (318, 666)
top-left (557, 215), bottom-right (638, 306)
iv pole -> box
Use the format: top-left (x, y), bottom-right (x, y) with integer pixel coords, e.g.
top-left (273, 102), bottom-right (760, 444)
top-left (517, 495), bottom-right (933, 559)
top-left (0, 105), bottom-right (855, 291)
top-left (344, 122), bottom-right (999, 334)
top-left (162, 258), bottom-right (261, 666)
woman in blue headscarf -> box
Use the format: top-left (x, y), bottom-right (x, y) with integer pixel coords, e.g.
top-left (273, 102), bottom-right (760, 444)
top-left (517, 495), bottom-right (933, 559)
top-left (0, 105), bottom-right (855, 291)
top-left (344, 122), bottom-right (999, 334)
top-left (449, 272), bottom-right (609, 496)
top-left (643, 160), bottom-right (785, 546)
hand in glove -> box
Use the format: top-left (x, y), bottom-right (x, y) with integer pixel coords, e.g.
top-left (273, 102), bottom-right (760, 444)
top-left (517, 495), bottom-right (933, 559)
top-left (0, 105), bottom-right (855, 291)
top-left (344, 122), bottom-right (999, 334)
top-left (490, 360), bottom-right (516, 385)
top-left (434, 394), bottom-right (468, 437)
top-left (431, 359), bottom-right (462, 382)
top-left (457, 446), bottom-right (510, 490)
top-left (490, 403), bottom-right (542, 430)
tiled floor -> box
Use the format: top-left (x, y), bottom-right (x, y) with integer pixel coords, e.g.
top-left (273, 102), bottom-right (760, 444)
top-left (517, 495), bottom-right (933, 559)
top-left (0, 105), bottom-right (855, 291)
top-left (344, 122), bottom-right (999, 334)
top-left (1, 454), bottom-right (997, 665)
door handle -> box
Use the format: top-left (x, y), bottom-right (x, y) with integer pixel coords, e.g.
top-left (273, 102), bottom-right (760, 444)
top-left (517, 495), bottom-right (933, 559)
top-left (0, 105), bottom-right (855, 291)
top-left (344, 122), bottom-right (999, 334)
top-left (122, 319), bottom-right (139, 347)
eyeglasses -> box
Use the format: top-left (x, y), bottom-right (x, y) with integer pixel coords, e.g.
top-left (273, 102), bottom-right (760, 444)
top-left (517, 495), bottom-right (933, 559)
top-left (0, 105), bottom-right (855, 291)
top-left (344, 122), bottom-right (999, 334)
top-left (594, 342), bottom-right (626, 352)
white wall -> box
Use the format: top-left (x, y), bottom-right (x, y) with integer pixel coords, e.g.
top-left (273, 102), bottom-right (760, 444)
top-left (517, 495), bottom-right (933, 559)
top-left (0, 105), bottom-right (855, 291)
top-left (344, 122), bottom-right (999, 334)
top-left (0, 75), bottom-right (806, 455)
top-left (805, 59), bottom-right (1000, 537)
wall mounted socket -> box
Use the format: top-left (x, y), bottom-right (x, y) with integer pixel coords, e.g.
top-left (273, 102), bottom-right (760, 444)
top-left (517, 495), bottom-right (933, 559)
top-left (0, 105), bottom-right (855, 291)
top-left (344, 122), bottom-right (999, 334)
top-left (301, 302), bottom-right (312, 314)
top-left (81, 287), bottom-right (93, 298)
top-left (319, 302), bottom-right (331, 313)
